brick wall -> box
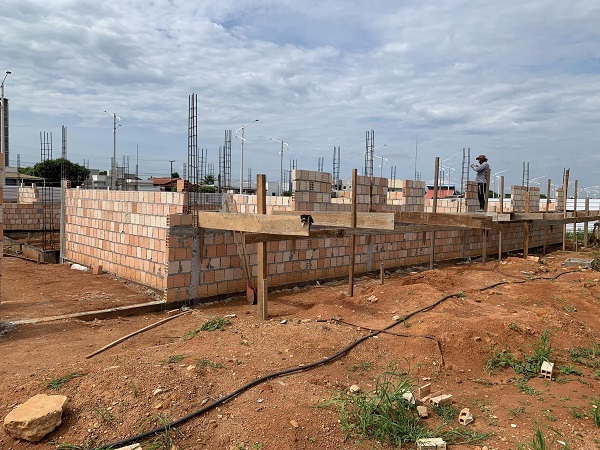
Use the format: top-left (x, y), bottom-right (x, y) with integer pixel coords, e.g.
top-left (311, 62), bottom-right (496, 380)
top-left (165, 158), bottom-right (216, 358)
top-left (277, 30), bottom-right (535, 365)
top-left (2, 203), bottom-right (60, 230)
top-left (388, 180), bottom-right (425, 211)
top-left (65, 189), bottom-right (186, 290)
top-left (164, 215), bottom-right (563, 303)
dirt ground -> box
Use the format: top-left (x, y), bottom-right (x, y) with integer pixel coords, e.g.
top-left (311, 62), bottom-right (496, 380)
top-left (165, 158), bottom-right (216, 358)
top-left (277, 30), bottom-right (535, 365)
top-left (1, 249), bottom-right (600, 450)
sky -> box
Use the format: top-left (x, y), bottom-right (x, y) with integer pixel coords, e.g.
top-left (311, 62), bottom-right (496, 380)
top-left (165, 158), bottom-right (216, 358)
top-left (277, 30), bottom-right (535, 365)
top-left (1, 0), bottom-right (599, 194)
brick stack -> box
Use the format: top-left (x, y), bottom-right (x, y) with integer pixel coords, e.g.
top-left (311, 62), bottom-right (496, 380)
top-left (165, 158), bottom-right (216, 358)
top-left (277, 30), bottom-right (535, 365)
top-left (387, 180), bottom-right (425, 211)
top-left (291, 170), bottom-right (332, 212)
top-left (17, 186), bottom-right (40, 203)
top-left (528, 187), bottom-right (541, 212)
top-left (464, 181), bottom-right (479, 212)
top-left (556, 188), bottom-right (564, 212)
top-left (228, 194), bottom-right (292, 214)
top-left (511, 186), bottom-right (527, 212)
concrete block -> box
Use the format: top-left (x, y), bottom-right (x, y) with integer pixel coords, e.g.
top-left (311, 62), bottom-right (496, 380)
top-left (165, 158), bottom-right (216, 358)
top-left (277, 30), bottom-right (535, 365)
top-left (92, 265), bottom-right (103, 275)
top-left (429, 394), bottom-right (452, 407)
top-left (416, 437), bottom-right (446, 449)
top-left (540, 361), bottom-right (554, 379)
top-left (417, 405), bottom-right (428, 418)
top-left (418, 383), bottom-right (431, 400)
top-left (459, 407), bottom-right (473, 425)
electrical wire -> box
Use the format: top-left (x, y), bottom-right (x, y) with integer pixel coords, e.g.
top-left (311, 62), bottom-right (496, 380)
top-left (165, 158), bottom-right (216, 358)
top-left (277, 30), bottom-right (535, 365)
top-left (93, 268), bottom-right (581, 449)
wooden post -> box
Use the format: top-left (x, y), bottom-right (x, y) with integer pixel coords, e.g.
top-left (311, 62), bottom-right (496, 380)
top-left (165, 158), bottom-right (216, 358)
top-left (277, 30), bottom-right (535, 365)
top-left (498, 226), bottom-right (502, 261)
top-left (543, 226), bottom-right (547, 256)
top-left (257, 174), bottom-right (268, 320)
top-left (562, 169), bottom-right (569, 251)
top-left (348, 169), bottom-right (358, 296)
top-left (380, 263), bottom-right (384, 285)
top-left (499, 176), bottom-right (504, 213)
top-left (430, 157), bottom-right (439, 270)
top-left (584, 197), bottom-right (590, 248)
top-left (573, 180), bottom-right (578, 251)
top-left (524, 222), bottom-right (530, 258)
top-left (484, 168), bottom-right (491, 212)
top-left (545, 178), bottom-right (551, 212)
top-left (482, 229), bottom-right (487, 265)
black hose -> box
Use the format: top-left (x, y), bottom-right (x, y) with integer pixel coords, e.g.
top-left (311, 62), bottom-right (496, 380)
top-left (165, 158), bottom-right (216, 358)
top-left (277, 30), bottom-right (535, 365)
top-left (93, 268), bottom-right (579, 449)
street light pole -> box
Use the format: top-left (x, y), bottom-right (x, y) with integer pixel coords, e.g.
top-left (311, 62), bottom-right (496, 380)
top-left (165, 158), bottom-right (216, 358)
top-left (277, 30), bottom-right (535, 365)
top-left (236, 119), bottom-right (259, 194)
top-left (169, 160), bottom-right (175, 191)
top-left (1, 70), bottom-right (11, 172)
top-left (270, 138), bottom-right (289, 196)
top-left (104, 111), bottom-right (120, 189)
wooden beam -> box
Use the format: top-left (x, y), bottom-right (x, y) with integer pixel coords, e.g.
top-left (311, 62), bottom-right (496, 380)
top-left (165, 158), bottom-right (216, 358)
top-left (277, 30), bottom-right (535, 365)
top-left (584, 197), bottom-right (590, 248)
top-left (430, 156), bottom-right (439, 270)
top-left (562, 169), bottom-right (569, 251)
top-left (272, 211), bottom-right (395, 230)
top-left (244, 228), bottom-right (345, 244)
top-left (198, 212), bottom-right (310, 236)
top-left (394, 211), bottom-right (492, 229)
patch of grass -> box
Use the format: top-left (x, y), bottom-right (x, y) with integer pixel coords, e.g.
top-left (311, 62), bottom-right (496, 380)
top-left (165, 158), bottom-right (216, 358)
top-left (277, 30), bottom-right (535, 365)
top-left (517, 428), bottom-right (568, 450)
top-left (53, 442), bottom-right (102, 450)
top-left (484, 347), bottom-right (515, 375)
top-left (320, 361), bottom-right (428, 447)
top-left (569, 341), bottom-right (600, 369)
top-left (93, 407), bottom-right (115, 424)
top-left (196, 358), bottom-right (223, 370)
top-left (349, 362), bottom-right (373, 372)
top-left (252, 444), bottom-right (263, 450)
top-left (592, 397), bottom-right (600, 427)
top-left (594, 370), bottom-right (600, 380)
top-left (45, 372), bottom-right (85, 390)
top-left (517, 378), bottom-right (541, 396)
top-left (144, 413), bottom-right (181, 450)
top-left (159, 354), bottom-right (187, 365)
top-left (513, 330), bottom-right (553, 379)
top-left (439, 428), bottom-right (492, 445)
top-left (558, 364), bottom-right (583, 376)
top-left (569, 406), bottom-right (587, 419)
top-left (509, 322), bottom-right (521, 332)
top-left (509, 405), bottom-right (526, 418)
top-left (183, 316), bottom-right (232, 339)
top-left (431, 404), bottom-right (460, 423)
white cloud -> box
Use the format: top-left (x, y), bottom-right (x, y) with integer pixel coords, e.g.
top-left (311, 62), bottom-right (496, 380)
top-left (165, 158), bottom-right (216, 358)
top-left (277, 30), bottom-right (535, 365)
top-left (1, 0), bottom-right (599, 189)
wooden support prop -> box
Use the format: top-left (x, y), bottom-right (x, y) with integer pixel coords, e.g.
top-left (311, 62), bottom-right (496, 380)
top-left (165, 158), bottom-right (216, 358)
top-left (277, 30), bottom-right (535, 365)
top-left (543, 226), bottom-right (547, 256)
top-left (85, 311), bottom-right (191, 358)
top-left (498, 228), bottom-right (503, 261)
top-left (562, 169), bottom-right (569, 251)
top-left (525, 189), bottom-right (531, 214)
top-left (524, 222), bottom-right (530, 258)
top-left (484, 168), bottom-right (491, 212)
top-left (257, 174), bottom-right (268, 320)
top-left (380, 263), bottom-right (384, 285)
top-left (573, 180), bottom-right (578, 251)
top-left (482, 229), bottom-right (487, 265)
top-left (545, 178), bottom-right (551, 213)
top-left (348, 169), bottom-right (358, 297)
top-left (584, 197), bottom-right (590, 248)
top-left (430, 157), bottom-right (439, 270)
top-left (197, 212), bottom-right (310, 236)
top-left (499, 176), bottom-right (505, 214)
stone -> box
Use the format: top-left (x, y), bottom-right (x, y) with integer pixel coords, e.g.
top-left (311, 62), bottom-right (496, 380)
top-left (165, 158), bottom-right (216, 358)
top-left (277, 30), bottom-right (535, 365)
top-left (402, 391), bottom-right (415, 405)
top-left (367, 295), bottom-right (378, 303)
top-left (349, 385), bottom-right (360, 393)
top-left (289, 419), bottom-right (299, 428)
top-left (417, 405), bottom-right (428, 418)
top-left (3, 394), bottom-right (68, 442)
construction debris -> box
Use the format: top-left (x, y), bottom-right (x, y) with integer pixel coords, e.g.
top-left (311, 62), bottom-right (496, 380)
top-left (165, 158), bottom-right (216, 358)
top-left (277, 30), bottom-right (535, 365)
top-left (540, 361), bottom-right (555, 379)
top-left (458, 407), bottom-right (473, 425)
top-left (416, 437), bottom-right (447, 449)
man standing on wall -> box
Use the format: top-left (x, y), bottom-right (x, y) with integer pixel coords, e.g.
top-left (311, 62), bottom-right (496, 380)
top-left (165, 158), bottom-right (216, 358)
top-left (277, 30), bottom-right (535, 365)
top-left (471, 154), bottom-right (490, 212)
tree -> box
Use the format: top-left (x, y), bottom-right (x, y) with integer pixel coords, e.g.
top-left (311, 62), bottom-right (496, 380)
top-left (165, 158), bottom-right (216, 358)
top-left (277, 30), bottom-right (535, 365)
top-left (171, 172), bottom-right (180, 179)
top-left (19, 158), bottom-right (90, 186)
top-left (203, 174), bottom-right (215, 185)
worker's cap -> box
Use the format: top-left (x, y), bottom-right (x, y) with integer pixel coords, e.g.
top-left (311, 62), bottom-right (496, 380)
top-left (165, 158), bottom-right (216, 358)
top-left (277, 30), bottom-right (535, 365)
top-left (476, 154), bottom-right (487, 161)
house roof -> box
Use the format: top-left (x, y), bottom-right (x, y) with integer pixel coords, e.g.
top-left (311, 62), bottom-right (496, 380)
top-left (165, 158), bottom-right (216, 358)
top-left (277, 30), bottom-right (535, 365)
top-left (150, 177), bottom-right (180, 186)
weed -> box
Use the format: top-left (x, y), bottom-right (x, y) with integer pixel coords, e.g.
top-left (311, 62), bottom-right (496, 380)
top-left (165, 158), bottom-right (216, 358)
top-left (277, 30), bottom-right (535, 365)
top-left (252, 444), bottom-right (263, 450)
top-left (594, 370), bottom-right (600, 380)
top-left (439, 428), bottom-right (492, 445)
top-left (183, 316), bottom-right (231, 339)
top-left (196, 358), bottom-right (223, 370)
top-left (509, 322), bottom-right (521, 332)
top-left (509, 406), bottom-right (526, 418)
top-left (159, 355), bottom-right (187, 364)
top-left (93, 407), bottom-right (115, 424)
top-left (402, 320), bottom-right (411, 328)
top-left (349, 362), bottom-right (373, 372)
top-left (484, 347), bottom-right (515, 375)
top-left (53, 441), bottom-right (102, 450)
top-left (592, 397), bottom-right (600, 427)
top-left (513, 330), bottom-right (553, 379)
top-left (472, 378), bottom-right (494, 387)
top-left (558, 364), bottom-right (583, 376)
top-left (555, 377), bottom-right (569, 384)
top-left (569, 341), bottom-right (600, 369)
top-left (477, 400), bottom-right (492, 413)
top-left (544, 411), bottom-right (557, 422)
top-left (517, 378), bottom-right (541, 396)
top-left (45, 372), bottom-right (85, 390)
top-left (431, 404), bottom-right (459, 423)
top-left (144, 413), bottom-right (181, 450)
top-left (129, 380), bottom-right (139, 396)
top-left (240, 336), bottom-right (250, 346)
top-left (517, 428), bottom-right (564, 450)
top-left (320, 361), bottom-right (427, 447)
top-left (569, 406), bottom-right (587, 419)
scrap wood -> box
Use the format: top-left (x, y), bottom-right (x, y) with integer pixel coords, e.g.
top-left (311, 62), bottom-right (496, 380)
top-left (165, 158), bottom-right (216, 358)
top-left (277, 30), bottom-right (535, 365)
top-left (85, 310), bottom-right (191, 359)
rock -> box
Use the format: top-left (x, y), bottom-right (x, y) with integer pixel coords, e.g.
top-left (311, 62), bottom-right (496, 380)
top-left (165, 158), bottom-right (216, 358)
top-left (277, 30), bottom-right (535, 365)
top-left (3, 394), bottom-right (68, 442)
top-left (367, 295), bottom-right (378, 303)
top-left (290, 419), bottom-right (299, 428)
top-left (417, 405), bottom-right (428, 418)
top-left (152, 388), bottom-right (164, 396)
top-left (223, 314), bottom-right (236, 318)
top-left (280, 319), bottom-right (288, 324)
top-left (392, 315), bottom-right (402, 321)
top-left (349, 385), bottom-right (360, 393)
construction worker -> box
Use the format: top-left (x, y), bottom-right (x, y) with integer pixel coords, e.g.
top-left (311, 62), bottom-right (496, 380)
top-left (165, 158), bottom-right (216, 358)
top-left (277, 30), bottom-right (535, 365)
top-left (471, 154), bottom-right (489, 211)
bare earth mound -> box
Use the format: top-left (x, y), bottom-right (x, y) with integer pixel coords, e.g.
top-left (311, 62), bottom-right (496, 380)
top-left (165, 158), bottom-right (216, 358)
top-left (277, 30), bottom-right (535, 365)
top-left (1, 250), bottom-right (600, 449)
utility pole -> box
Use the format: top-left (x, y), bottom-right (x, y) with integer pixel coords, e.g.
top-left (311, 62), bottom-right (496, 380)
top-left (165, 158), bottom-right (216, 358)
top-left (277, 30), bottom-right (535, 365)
top-left (1, 70), bottom-right (11, 173)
